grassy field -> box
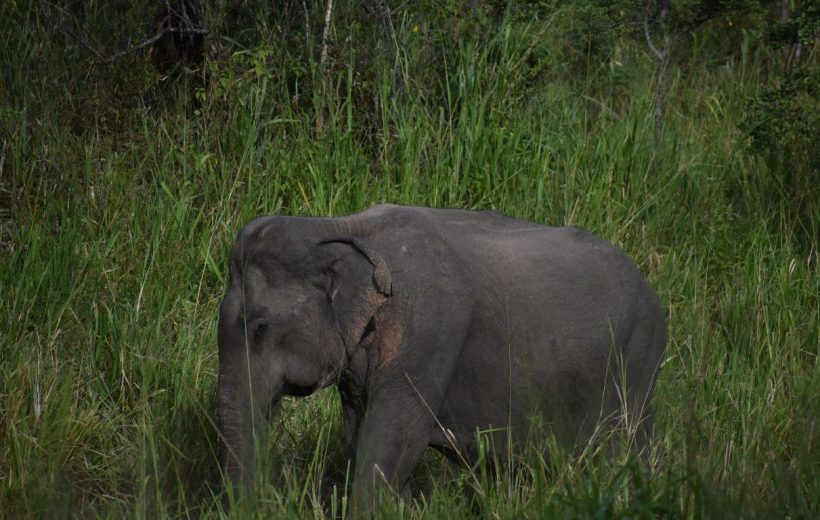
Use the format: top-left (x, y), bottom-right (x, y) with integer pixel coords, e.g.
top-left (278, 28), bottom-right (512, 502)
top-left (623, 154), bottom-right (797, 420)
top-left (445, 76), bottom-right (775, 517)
top-left (1, 3), bottom-right (818, 518)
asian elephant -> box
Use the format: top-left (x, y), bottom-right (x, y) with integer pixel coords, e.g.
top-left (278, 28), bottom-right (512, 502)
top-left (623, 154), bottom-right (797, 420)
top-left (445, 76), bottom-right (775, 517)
top-left (217, 204), bottom-right (666, 510)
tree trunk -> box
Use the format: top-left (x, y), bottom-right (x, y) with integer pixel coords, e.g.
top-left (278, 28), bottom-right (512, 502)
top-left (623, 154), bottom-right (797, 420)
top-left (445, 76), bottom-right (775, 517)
top-left (644, 0), bottom-right (669, 145)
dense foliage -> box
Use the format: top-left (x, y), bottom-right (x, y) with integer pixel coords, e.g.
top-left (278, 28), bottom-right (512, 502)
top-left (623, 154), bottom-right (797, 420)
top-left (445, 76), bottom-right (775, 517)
top-left (1, 0), bottom-right (817, 517)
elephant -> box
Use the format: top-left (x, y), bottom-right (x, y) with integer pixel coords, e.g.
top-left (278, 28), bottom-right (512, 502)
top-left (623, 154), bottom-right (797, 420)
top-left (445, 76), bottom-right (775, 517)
top-left (217, 203), bottom-right (666, 511)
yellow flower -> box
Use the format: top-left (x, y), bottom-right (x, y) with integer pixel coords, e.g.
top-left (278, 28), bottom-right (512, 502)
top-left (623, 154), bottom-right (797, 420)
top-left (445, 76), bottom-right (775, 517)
top-left (411, 25), bottom-right (420, 33)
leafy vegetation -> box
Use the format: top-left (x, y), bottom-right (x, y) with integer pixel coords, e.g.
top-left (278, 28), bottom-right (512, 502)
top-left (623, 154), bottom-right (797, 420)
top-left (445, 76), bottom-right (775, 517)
top-left (1, 1), bottom-right (817, 518)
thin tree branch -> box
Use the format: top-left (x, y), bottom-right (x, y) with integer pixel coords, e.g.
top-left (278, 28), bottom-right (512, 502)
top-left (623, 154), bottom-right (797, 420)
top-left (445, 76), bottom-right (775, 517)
top-left (41, 1), bottom-right (207, 65)
top-left (643, 2), bottom-right (664, 61)
top-left (104, 26), bottom-right (208, 64)
top-left (302, 0), bottom-right (312, 56)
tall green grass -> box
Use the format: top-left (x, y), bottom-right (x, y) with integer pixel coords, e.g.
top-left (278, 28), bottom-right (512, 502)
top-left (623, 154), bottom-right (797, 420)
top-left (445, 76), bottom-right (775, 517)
top-left (1, 6), bottom-right (818, 518)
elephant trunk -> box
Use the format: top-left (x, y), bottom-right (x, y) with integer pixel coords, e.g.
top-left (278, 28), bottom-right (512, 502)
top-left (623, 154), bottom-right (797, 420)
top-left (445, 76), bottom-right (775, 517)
top-left (217, 358), bottom-right (282, 494)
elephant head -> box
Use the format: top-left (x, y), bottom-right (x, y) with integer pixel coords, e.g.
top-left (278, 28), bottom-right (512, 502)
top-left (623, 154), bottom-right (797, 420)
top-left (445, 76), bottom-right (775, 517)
top-left (216, 217), bottom-right (391, 491)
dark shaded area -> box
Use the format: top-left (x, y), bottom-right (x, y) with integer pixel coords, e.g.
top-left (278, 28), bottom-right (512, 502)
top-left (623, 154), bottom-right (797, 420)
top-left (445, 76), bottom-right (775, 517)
top-left (149, 0), bottom-right (207, 75)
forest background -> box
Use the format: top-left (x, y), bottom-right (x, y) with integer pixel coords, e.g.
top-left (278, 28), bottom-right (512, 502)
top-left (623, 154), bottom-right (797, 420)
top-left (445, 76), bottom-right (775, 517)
top-left (0, 0), bottom-right (818, 517)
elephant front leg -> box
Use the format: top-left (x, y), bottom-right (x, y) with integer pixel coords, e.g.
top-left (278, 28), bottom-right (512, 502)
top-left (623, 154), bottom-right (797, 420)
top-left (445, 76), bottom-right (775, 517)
top-left (341, 400), bottom-right (363, 462)
top-left (349, 396), bottom-right (435, 514)
top-left (339, 349), bottom-right (368, 466)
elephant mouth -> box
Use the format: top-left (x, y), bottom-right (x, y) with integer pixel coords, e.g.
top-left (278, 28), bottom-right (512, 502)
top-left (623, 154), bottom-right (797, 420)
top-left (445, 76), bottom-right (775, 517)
top-left (282, 381), bottom-right (320, 397)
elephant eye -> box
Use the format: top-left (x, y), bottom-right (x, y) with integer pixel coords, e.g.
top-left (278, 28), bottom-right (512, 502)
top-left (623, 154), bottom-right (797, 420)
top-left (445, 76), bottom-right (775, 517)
top-left (249, 318), bottom-right (269, 342)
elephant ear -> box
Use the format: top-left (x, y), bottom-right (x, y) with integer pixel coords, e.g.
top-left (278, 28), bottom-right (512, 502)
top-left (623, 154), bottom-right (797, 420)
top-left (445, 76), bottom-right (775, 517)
top-left (318, 237), bottom-right (392, 356)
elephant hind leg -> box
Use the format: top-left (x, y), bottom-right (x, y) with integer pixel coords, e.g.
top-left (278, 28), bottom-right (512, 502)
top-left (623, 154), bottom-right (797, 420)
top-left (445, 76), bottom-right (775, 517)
top-left (616, 300), bottom-right (665, 456)
top-left (632, 407), bottom-right (656, 455)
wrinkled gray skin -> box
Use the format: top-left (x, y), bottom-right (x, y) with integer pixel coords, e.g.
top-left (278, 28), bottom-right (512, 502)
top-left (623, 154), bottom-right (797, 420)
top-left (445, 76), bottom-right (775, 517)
top-left (217, 204), bottom-right (666, 511)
